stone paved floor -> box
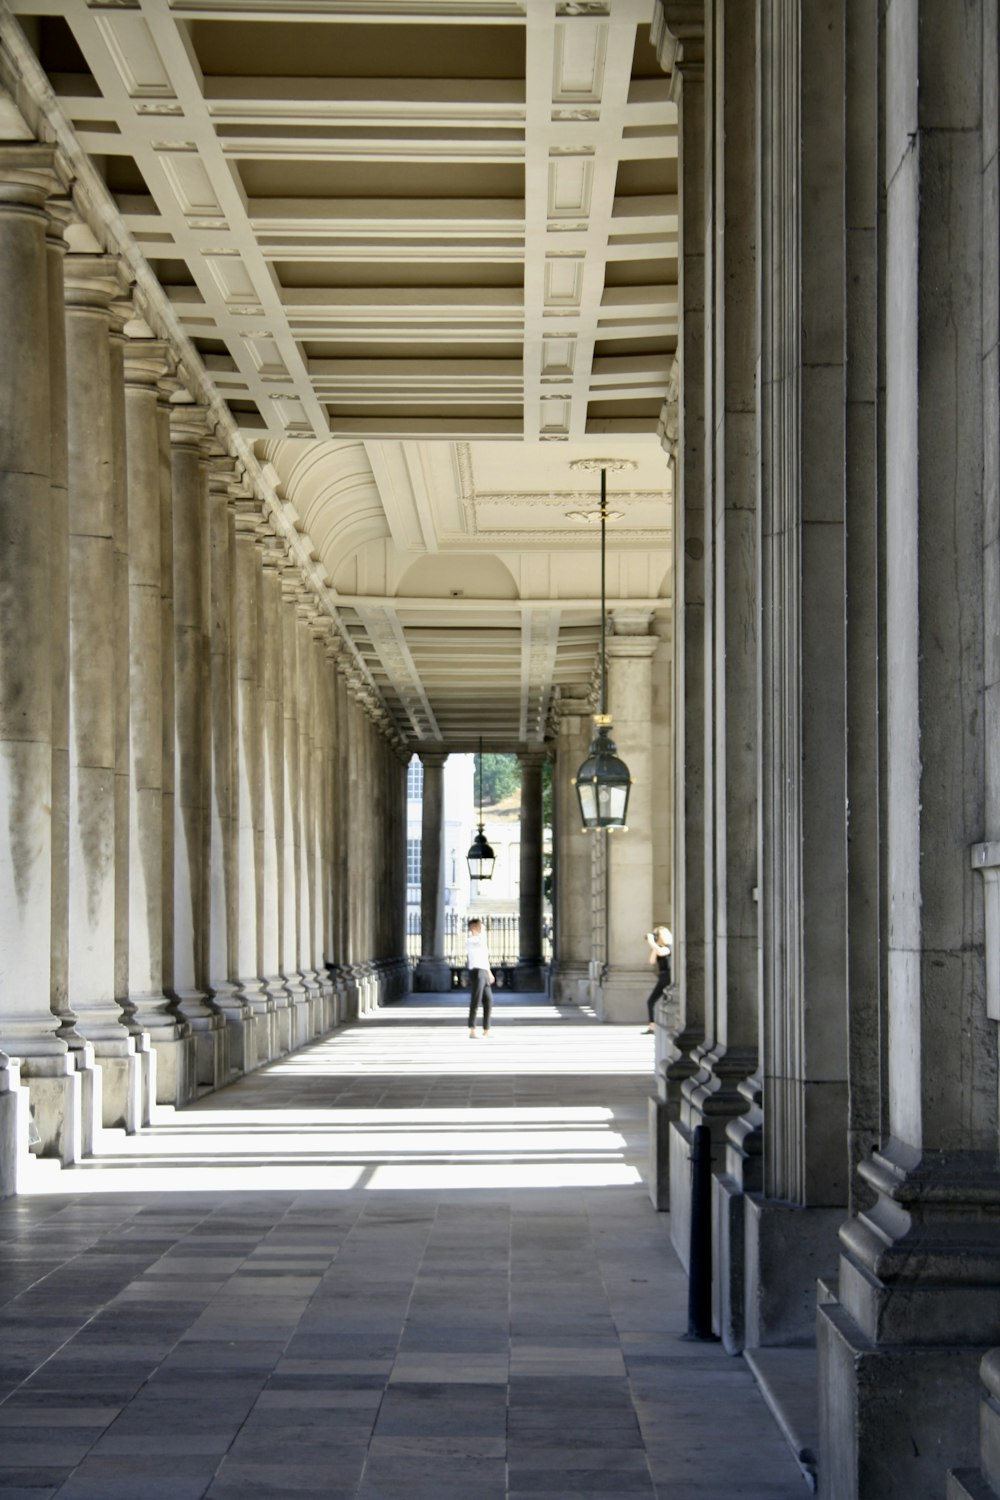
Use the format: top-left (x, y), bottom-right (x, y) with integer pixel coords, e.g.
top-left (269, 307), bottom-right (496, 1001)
top-left (0, 993), bottom-right (808, 1499)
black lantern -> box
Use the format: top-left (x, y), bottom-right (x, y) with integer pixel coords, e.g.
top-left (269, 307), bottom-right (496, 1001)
top-left (568, 460), bottom-right (633, 831)
top-left (466, 738), bottom-right (496, 880)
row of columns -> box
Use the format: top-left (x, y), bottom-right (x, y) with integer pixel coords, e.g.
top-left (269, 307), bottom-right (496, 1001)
top-left (652, 2), bottom-right (999, 1496)
top-left (0, 144), bottom-right (409, 1175)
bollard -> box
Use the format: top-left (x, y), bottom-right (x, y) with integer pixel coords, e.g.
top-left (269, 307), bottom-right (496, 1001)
top-left (684, 1123), bottom-right (719, 1341)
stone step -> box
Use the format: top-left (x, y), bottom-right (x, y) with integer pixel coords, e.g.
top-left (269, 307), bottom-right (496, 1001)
top-left (744, 1346), bottom-right (819, 1493)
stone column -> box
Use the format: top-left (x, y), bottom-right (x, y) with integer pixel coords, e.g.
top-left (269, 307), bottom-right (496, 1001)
top-left (0, 146), bottom-right (80, 1163)
top-left (309, 618), bottom-right (333, 1012)
top-left (514, 749), bottom-right (546, 990)
top-left (597, 615), bottom-right (658, 1023)
top-left (650, 1), bottom-right (711, 1209)
top-left (319, 629), bottom-right (342, 1027)
top-left (819, 3), bottom-right (999, 1494)
top-left (331, 655), bottom-right (354, 1017)
top-left (258, 528), bottom-right (291, 1051)
top-left (204, 457), bottom-right (252, 1075)
top-left (746, 0), bottom-right (850, 1352)
top-left (279, 565), bottom-right (310, 1043)
top-left (681, 0), bottom-right (761, 1349)
top-left (122, 336), bottom-right (196, 1106)
top-left (168, 403), bottom-right (225, 1087)
top-left (414, 751), bottom-right (450, 991)
top-left (63, 251), bottom-right (140, 1133)
top-left (295, 600), bottom-right (322, 1012)
top-left (231, 498), bottom-right (273, 1063)
top-left (46, 197), bottom-right (72, 1073)
top-left (551, 695), bottom-right (594, 1005)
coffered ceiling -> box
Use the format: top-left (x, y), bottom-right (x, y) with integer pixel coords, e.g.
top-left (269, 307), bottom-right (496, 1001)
top-left (2, 0), bottom-right (676, 750)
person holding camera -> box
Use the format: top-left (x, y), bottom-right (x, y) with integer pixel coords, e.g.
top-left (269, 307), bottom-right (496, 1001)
top-left (642, 925), bottom-right (673, 1034)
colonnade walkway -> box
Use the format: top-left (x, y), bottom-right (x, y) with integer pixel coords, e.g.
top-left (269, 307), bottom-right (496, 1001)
top-left (0, 994), bottom-right (807, 1500)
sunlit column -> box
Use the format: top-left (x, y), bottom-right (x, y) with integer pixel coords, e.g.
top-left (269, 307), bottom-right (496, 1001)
top-left (258, 527), bottom-right (291, 1049)
top-left (168, 403), bottom-right (226, 1087)
top-left (63, 251), bottom-right (139, 1130)
top-left (122, 336), bottom-right (195, 1105)
top-left (232, 498), bottom-right (273, 1062)
top-left (279, 564), bottom-right (309, 1042)
top-left (0, 146), bottom-right (79, 1161)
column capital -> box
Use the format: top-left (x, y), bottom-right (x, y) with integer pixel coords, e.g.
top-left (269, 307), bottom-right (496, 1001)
top-left (650, 1), bottom-right (705, 85)
top-left (168, 400), bottom-right (213, 451)
top-left (606, 634), bottom-right (658, 661)
top-left (206, 453), bottom-right (239, 495)
top-left (45, 195), bottom-right (75, 252)
top-left (418, 748), bottom-right (448, 770)
top-left (123, 337), bottom-right (173, 390)
top-left (517, 748), bottom-right (547, 770)
top-left (63, 251), bottom-right (129, 313)
top-left (0, 142), bottom-right (60, 213)
top-left (231, 496), bottom-right (262, 536)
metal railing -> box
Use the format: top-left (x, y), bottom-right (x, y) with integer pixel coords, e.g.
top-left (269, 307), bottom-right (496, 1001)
top-left (405, 911), bottom-right (552, 968)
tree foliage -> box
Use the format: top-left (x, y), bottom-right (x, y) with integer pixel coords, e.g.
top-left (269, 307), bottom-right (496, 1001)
top-left (475, 752), bottom-right (520, 807)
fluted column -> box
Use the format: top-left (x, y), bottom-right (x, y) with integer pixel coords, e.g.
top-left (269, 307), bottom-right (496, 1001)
top-left (551, 696), bottom-right (593, 1005)
top-left (295, 599), bottom-right (322, 1010)
top-left (820, 3), bottom-right (998, 1491)
top-left (0, 146), bottom-right (79, 1162)
top-left (279, 566), bottom-right (309, 1042)
top-left (514, 750), bottom-right (546, 991)
top-left (46, 198), bottom-right (72, 1063)
top-left (414, 751), bottom-right (450, 992)
top-left (205, 465), bottom-right (254, 1074)
top-left (168, 403), bottom-right (225, 1087)
top-left (258, 528), bottom-right (290, 1050)
top-left (308, 617), bottom-right (332, 1008)
top-left (231, 499), bottom-right (273, 1063)
top-left (63, 251), bottom-right (139, 1132)
top-left (598, 615), bottom-right (659, 1023)
top-left (122, 337), bottom-right (195, 1106)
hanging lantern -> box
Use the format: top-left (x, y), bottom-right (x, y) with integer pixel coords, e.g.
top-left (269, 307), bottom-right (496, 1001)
top-left (574, 715), bottom-right (632, 831)
top-left (466, 738), bottom-right (496, 880)
top-left (567, 460), bottom-right (634, 832)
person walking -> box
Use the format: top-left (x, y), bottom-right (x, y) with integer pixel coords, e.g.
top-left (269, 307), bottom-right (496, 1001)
top-left (467, 918), bottom-right (495, 1037)
top-left (642, 925), bottom-right (673, 1034)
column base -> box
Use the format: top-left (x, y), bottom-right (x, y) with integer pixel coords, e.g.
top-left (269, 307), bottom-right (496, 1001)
top-left (174, 991), bottom-right (228, 1089)
top-left (818, 1294), bottom-right (983, 1500)
top-left (597, 965), bottom-right (675, 1025)
top-left (744, 1195), bottom-right (842, 1348)
top-left (511, 961), bottom-right (547, 992)
top-left (413, 957), bottom-right (451, 992)
top-left (20, 1056), bottom-right (84, 1166)
top-left (96, 1050), bottom-right (142, 1133)
top-left (150, 1030), bottom-right (199, 1106)
top-left (263, 978), bottom-right (292, 1056)
top-left (549, 961), bottom-right (589, 1006)
top-left (647, 1091), bottom-right (671, 1212)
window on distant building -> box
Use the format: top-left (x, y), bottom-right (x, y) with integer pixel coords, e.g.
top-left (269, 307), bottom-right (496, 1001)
top-left (407, 758), bottom-right (424, 800)
top-left (407, 838), bottom-right (421, 885)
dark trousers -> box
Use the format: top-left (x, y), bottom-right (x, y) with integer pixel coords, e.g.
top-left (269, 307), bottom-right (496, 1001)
top-left (468, 968), bottom-right (493, 1029)
top-left (646, 971), bottom-right (671, 1024)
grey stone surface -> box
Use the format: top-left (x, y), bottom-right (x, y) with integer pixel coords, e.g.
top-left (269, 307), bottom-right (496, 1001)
top-left (1, 992), bottom-right (808, 1499)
